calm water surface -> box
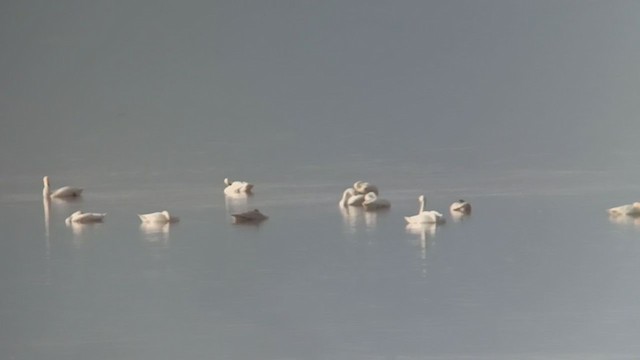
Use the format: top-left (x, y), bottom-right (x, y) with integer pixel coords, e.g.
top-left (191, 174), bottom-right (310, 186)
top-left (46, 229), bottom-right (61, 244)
top-left (2, 160), bottom-right (640, 359)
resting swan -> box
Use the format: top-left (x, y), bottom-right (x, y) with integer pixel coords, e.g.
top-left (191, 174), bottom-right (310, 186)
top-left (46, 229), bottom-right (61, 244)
top-left (405, 195), bottom-right (445, 224)
top-left (450, 199), bottom-right (471, 214)
top-left (231, 209), bottom-right (268, 223)
top-left (224, 178), bottom-right (254, 195)
top-left (362, 192), bottom-right (390, 210)
top-left (353, 181), bottom-right (379, 195)
top-left (608, 202), bottom-right (640, 217)
top-left (43, 176), bottom-right (83, 198)
top-left (65, 210), bottom-right (106, 224)
top-left (339, 188), bottom-right (365, 207)
top-left (138, 210), bottom-right (179, 224)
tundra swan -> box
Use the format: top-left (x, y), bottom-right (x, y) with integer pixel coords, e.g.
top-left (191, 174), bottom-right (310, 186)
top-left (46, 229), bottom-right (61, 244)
top-left (353, 181), bottom-right (379, 195)
top-left (42, 176), bottom-right (83, 198)
top-left (362, 192), bottom-right (390, 210)
top-left (450, 199), bottom-right (471, 214)
top-left (138, 210), bottom-right (179, 224)
top-left (339, 188), bottom-right (365, 207)
top-left (65, 210), bottom-right (106, 224)
top-left (231, 209), bottom-right (268, 223)
top-left (404, 195), bottom-right (445, 224)
top-left (608, 202), bottom-right (640, 217)
top-left (224, 178), bottom-right (254, 195)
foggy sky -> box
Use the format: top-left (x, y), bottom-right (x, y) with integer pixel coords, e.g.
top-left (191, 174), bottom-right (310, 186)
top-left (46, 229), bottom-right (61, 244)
top-left (2, 0), bottom-right (639, 177)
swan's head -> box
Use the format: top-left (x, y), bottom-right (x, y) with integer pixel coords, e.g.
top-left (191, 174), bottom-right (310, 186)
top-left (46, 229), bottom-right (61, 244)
top-left (43, 176), bottom-right (50, 186)
top-left (224, 178), bottom-right (231, 186)
top-left (364, 192), bottom-right (377, 201)
top-left (418, 195), bottom-right (425, 202)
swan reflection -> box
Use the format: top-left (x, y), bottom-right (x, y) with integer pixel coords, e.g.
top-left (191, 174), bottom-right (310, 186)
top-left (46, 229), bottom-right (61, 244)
top-left (364, 210), bottom-right (379, 230)
top-left (339, 206), bottom-right (363, 233)
top-left (140, 222), bottom-right (171, 246)
top-left (608, 214), bottom-right (640, 227)
top-left (224, 193), bottom-right (251, 213)
top-left (43, 197), bottom-right (51, 241)
top-left (65, 221), bottom-right (103, 247)
top-left (340, 205), bottom-right (387, 232)
top-left (450, 210), bottom-right (470, 223)
top-left (66, 221), bottom-right (93, 236)
top-left (406, 223), bottom-right (437, 261)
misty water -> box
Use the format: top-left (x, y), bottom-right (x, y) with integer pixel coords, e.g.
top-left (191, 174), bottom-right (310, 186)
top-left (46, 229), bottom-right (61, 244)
top-left (4, 1), bottom-right (640, 359)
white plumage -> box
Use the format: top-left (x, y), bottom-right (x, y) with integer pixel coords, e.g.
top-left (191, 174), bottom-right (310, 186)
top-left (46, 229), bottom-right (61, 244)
top-left (65, 210), bottom-right (106, 224)
top-left (224, 177), bottom-right (254, 195)
top-left (138, 210), bottom-right (179, 224)
top-left (43, 176), bottom-right (83, 198)
top-left (404, 195), bottom-right (445, 225)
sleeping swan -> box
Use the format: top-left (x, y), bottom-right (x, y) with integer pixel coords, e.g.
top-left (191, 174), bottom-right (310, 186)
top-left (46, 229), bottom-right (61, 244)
top-left (43, 176), bottom-right (83, 198)
top-left (362, 192), bottom-right (390, 210)
top-left (339, 188), bottom-right (365, 207)
top-left (405, 195), bottom-right (445, 224)
top-left (450, 199), bottom-right (471, 214)
top-left (608, 202), bottom-right (640, 217)
top-left (138, 210), bottom-right (179, 224)
top-left (65, 210), bottom-right (106, 224)
top-left (224, 178), bottom-right (254, 195)
top-left (231, 209), bottom-right (268, 224)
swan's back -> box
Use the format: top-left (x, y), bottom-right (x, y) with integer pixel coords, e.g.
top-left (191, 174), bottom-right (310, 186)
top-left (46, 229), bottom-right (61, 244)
top-left (66, 211), bottom-right (106, 224)
top-left (231, 209), bottom-right (267, 223)
top-left (224, 178), bottom-right (254, 194)
top-left (405, 211), bottom-right (444, 224)
top-left (362, 192), bottom-right (390, 210)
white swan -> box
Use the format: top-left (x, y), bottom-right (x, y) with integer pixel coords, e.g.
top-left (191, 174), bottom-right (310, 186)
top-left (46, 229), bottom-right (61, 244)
top-left (231, 209), bottom-right (268, 223)
top-left (339, 188), bottom-right (365, 207)
top-left (224, 178), bottom-right (254, 195)
top-left (404, 195), bottom-right (445, 224)
top-left (43, 176), bottom-right (83, 198)
top-left (353, 181), bottom-right (379, 195)
top-left (138, 210), bottom-right (179, 224)
top-left (608, 202), bottom-right (640, 217)
top-left (450, 199), bottom-right (471, 214)
top-left (362, 192), bottom-right (390, 210)
top-left (65, 210), bottom-right (106, 224)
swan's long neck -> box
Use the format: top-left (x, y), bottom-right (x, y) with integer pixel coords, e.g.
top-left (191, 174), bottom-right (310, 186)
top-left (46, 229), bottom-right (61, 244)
top-left (339, 189), bottom-right (351, 206)
top-left (42, 177), bottom-right (50, 197)
top-left (418, 197), bottom-right (426, 213)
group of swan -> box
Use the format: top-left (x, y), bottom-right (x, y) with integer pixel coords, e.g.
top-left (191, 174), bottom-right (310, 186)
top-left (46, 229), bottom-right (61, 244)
top-left (340, 180), bottom-right (471, 225)
top-left (45, 176), bottom-right (267, 226)
top-left (223, 177), bottom-right (268, 223)
top-left (45, 175), bottom-right (640, 230)
top-left (44, 176), bottom-right (180, 226)
top-left (339, 181), bottom-right (390, 210)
